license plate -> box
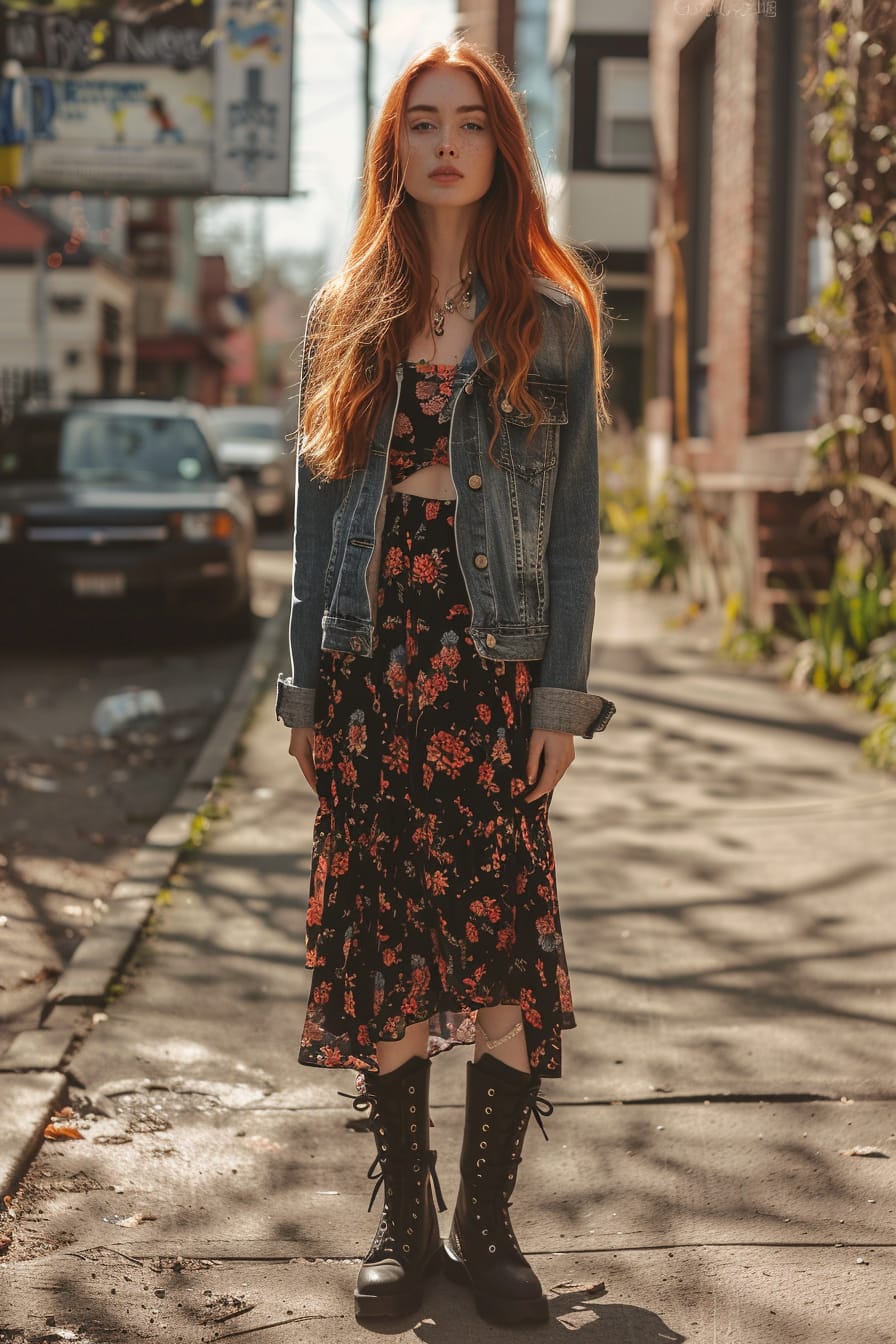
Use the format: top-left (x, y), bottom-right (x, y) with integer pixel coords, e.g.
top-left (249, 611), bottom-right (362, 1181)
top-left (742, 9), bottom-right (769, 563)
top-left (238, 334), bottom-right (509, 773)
top-left (72, 571), bottom-right (126, 597)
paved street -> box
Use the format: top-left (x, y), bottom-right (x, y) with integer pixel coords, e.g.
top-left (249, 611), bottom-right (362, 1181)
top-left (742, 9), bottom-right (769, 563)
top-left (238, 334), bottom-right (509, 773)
top-left (2, 548), bottom-right (894, 1342)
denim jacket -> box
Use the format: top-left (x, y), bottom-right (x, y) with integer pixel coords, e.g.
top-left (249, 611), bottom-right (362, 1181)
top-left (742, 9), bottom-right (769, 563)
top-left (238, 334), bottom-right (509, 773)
top-left (275, 272), bottom-right (616, 738)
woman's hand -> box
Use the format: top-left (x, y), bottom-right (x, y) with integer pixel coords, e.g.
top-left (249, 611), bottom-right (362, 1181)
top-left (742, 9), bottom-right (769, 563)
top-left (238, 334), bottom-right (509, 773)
top-left (524, 729), bottom-right (575, 803)
top-left (288, 727), bottom-right (317, 793)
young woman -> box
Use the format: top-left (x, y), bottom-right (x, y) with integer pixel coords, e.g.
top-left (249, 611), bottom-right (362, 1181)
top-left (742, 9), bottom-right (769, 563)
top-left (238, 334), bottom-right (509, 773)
top-left (276, 39), bottom-right (615, 1326)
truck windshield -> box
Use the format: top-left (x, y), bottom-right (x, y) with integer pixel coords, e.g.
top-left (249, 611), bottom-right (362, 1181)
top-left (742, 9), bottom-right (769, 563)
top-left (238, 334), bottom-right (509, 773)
top-left (0, 412), bottom-right (220, 485)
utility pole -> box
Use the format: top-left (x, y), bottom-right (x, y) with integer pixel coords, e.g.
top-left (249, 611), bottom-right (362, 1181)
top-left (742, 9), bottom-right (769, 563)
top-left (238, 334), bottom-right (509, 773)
top-left (250, 199), bottom-right (266, 405)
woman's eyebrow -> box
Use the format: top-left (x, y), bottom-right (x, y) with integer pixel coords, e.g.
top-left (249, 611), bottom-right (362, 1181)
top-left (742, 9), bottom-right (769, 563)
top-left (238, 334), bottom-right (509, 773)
top-left (406, 103), bottom-right (488, 115)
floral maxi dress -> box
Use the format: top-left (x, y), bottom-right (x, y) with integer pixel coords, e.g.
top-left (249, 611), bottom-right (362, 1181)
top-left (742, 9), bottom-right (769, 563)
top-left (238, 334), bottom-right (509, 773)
top-left (299, 361), bottom-right (576, 1078)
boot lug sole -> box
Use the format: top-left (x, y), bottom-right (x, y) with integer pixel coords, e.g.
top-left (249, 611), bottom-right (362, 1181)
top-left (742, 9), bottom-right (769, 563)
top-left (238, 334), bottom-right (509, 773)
top-left (441, 1242), bottom-right (549, 1324)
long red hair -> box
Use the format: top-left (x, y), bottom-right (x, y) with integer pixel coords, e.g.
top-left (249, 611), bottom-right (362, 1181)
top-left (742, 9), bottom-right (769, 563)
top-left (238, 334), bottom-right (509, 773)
top-left (299, 39), bottom-right (609, 480)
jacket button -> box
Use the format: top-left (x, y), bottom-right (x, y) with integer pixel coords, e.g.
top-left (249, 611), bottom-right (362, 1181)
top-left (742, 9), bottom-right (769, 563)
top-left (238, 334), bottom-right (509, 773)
top-left (473, 553), bottom-right (488, 570)
top-left (485, 634), bottom-right (497, 648)
top-left (464, 381), bottom-right (474, 395)
top-left (468, 474), bottom-right (483, 490)
top-left (350, 636), bottom-right (362, 651)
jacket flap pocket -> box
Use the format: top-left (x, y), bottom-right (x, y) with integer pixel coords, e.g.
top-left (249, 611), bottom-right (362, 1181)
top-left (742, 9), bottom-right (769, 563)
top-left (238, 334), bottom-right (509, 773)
top-left (502, 380), bottom-right (568, 427)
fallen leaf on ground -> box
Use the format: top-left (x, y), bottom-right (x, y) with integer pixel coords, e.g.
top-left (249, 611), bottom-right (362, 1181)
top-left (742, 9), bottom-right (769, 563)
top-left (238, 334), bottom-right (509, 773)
top-left (3, 1194), bottom-right (15, 1218)
top-left (839, 1146), bottom-right (889, 1158)
top-left (18, 964), bottom-right (61, 985)
top-left (0, 1234), bottom-right (12, 1255)
top-left (43, 1124), bottom-right (85, 1141)
top-left (51, 1106), bottom-right (76, 1120)
top-left (103, 1211), bottom-right (158, 1227)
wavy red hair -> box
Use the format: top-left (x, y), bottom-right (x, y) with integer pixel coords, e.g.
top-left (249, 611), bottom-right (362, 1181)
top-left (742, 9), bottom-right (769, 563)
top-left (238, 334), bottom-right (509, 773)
top-left (298, 39), bottom-right (609, 480)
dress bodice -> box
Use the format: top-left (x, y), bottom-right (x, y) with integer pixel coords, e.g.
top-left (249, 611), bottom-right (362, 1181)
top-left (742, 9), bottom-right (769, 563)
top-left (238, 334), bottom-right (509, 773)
top-left (388, 362), bottom-right (458, 484)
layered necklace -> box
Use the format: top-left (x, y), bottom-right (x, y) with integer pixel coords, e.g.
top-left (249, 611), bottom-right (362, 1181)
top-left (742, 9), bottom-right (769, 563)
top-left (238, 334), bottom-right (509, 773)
top-left (432, 269), bottom-right (474, 337)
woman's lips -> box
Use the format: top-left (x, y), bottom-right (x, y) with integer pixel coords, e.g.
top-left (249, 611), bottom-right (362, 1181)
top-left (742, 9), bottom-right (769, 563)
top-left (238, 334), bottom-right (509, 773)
top-left (429, 170), bottom-right (463, 181)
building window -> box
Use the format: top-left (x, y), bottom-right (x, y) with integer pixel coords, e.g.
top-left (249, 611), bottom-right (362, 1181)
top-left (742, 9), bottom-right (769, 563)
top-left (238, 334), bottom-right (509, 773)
top-left (101, 303), bottom-right (122, 345)
top-left (597, 59), bottom-right (652, 169)
top-left (570, 33), bottom-right (650, 174)
top-left (50, 294), bottom-right (84, 315)
top-left (65, 350), bottom-right (81, 367)
top-left (767, 1), bottom-right (819, 430)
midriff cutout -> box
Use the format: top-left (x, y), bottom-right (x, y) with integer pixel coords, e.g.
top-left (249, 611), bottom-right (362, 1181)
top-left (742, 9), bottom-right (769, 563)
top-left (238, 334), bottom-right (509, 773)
top-left (392, 463), bottom-right (457, 500)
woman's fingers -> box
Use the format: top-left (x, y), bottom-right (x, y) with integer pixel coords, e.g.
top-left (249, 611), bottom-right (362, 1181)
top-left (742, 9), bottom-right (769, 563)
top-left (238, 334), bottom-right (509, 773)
top-left (524, 730), bottom-right (575, 802)
top-left (289, 729), bottom-right (318, 793)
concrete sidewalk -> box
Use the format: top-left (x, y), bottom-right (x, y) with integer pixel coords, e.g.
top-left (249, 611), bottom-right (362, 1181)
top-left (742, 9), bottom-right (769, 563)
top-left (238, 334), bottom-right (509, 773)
top-left (2, 552), bottom-right (895, 1342)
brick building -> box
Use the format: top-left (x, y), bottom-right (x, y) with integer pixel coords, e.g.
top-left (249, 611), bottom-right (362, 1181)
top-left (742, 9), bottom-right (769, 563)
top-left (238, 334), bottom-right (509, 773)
top-left (648, 1), bottom-right (833, 622)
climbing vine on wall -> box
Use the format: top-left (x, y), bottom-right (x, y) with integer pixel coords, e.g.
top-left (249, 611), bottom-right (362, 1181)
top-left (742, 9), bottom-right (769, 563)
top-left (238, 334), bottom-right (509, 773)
top-left (801, 0), bottom-right (896, 563)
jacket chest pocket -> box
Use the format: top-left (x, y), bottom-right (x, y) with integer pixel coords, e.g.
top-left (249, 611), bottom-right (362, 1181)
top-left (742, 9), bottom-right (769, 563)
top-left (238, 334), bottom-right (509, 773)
top-left (496, 380), bottom-right (567, 480)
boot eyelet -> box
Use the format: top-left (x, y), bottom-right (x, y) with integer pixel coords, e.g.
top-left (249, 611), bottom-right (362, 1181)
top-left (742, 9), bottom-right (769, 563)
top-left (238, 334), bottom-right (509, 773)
top-left (485, 1106), bottom-right (492, 1115)
top-left (408, 1087), bottom-right (415, 1094)
top-left (403, 1243), bottom-right (411, 1253)
top-left (482, 1123), bottom-right (489, 1131)
top-left (489, 1245), bottom-right (497, 1253)
top-left (487, 1088), bottom-right (495, 1097)
top-left (410, 1123), bottom-right (417, 1132)
top-left (479, 1141), bottom-right (487, 1149)
top-left (409, 1105), bottom-right (416, 1113)
top-left (482, 1229), bottom-right (489, 1237)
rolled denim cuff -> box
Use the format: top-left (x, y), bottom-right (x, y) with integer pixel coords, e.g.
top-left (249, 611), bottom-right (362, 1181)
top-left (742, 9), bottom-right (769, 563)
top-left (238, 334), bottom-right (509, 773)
top-left (530, 686), bottom-right (616, 739)
top-left (275, 675), bottom-right (317, 729)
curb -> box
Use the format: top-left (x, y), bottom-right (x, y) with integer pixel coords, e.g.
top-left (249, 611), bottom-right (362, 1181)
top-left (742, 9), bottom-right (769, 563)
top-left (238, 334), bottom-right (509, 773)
top-left (0, 588), bottom-right (291, 1201)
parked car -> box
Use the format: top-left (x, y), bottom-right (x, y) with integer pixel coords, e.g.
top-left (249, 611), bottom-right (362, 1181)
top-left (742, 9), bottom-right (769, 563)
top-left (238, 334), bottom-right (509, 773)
top-left (207, 405), bottom-right (294, 526)
top-left (0, 398), bottom-right (255, 635)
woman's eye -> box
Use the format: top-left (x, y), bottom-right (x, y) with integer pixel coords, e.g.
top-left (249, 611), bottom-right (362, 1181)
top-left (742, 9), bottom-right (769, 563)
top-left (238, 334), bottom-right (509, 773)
top-left (463, 122), bottom-right (485, 132)
top-left (411, 121), bottom-right (436, 132)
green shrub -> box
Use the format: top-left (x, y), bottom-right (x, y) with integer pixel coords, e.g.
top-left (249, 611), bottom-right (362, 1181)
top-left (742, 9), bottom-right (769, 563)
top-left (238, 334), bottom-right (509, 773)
top-left (789, 557), bottom-right (896, 693)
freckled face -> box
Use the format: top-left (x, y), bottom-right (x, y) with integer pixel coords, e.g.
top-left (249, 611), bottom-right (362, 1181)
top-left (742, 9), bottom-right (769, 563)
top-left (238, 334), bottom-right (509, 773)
top-left (399, 66), bottom-right (497, 210)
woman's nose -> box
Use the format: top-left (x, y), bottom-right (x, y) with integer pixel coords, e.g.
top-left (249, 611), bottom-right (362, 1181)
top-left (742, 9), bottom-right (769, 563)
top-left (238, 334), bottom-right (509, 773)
top-left (436, 142), bottom-right (457, 157)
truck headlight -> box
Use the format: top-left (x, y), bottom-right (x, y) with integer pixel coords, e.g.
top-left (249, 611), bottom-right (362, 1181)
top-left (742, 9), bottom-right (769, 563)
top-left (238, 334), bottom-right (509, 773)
top-left (174, 511), bottom-right (235, 540)
top-left (0, 513), bottom-right (22, 543)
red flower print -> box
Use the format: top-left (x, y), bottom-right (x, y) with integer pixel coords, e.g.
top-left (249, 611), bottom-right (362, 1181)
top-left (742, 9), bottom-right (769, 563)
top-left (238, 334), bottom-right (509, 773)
top-left (427, 729), bottom-right (474, 779)
top-left (429, 869), bottom-right (449, 896)
top-left (476, 703), bottom-right (492, 724)
top-left (501, 691), bottom-right (515, 726)
top-left (314, 735), bottom-right (333, 770)
top-left (338, 759), bottom-right (358, 787)
top-left (519, 987), bottom-right (543, 1029)
top-left (394, 412), bottom-right (414, 437)
top-left (515, 662), bottom-right (531, 699)
top-left (425, 500), bottom-right (441, 521)
top-left (331, 850), bottom-right (350, 877)
top-left (465, 921), bottom-right (480, 943)
top-left (382, 734), bottom-right (409, 773)
top-left (347, 716), bottom-right (367, 755)
top-left (412, 552), bottom-right (443, 585)
top-left (384, 545), bottom-right (404, 577)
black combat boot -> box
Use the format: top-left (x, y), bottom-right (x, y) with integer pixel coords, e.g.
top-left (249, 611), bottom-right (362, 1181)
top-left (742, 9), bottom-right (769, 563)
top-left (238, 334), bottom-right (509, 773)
top-left (442, 1052), bottom-right (554, 1324)
top-left (349, 1053), bottom-right (447, 1318)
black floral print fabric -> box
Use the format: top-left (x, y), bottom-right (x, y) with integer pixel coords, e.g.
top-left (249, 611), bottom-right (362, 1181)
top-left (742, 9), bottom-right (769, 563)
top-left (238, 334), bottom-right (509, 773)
top-left (298, 364), bottom-right (576, 1078)
top-left (388, 361), bottom-right (453, 485)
